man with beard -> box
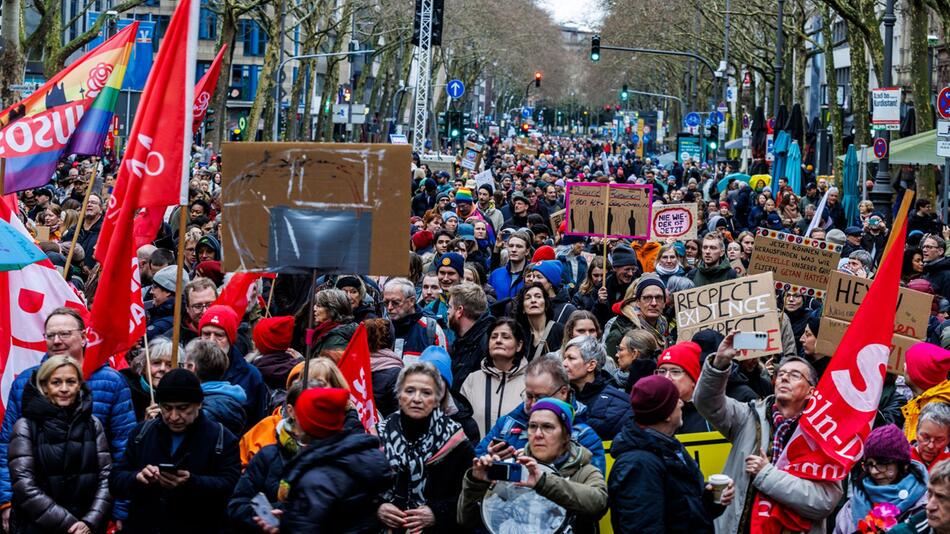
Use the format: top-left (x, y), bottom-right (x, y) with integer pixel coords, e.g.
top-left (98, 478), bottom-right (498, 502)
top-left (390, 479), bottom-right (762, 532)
top-left (686, 234), bottom-right (737, 287)
top-left (446, 283), bottom-right (493, 391)
top-left (476, 184), bottom-right (503, 231)
top-left (384, 278), bottom-right (448, 361)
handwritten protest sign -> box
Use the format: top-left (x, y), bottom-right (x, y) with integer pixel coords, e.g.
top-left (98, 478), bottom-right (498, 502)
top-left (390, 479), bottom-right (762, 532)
top-left (549, 209), bottom-right (566, 233)
top-left (673, 272), bottom-right (781, 359)
top-left (460, 140), bottom-right (484, 171)
top-left (474, 169), bottom-right (493, 191)
top-left (515, 142), bottom-right (538, 157)
top-left (651, 203), bottom-right (697, 240)
top-left (748, 229), bottom-right (841, 297)
top-left (816, 317), bottom-right (918, 375)
top-left (564, 182), bottom-right (653, 240)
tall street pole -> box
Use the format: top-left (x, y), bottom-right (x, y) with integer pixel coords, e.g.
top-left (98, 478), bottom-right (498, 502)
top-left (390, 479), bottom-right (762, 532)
top-left (719, 0), bottom-right (731, 161)
top-left (871, 0), bottom-right (897, 214)
top-left (773, 0), bottom-right (785, 120)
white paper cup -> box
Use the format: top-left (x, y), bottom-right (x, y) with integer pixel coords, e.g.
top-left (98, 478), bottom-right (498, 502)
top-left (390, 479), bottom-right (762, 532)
top-left (708, 474), bottom-right (732, 504)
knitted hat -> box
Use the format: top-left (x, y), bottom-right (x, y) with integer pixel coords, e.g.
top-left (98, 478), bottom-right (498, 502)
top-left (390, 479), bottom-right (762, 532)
top-left (412, 230), bottom-right (434, 250)
top-left (529, 260), bottom-right (562, 287)
top-left (532, 245), bottom-right (556, 262)
top-left (420, 346), bottom-right (453, 388)
top-left (198, 305), bottom-right (239, 344)
top-left (423, 178), bottom-right (437, 190)
top-left (657, 341), bottom-right (703, 383)
top-left (194, 260), bottom-right (223, 286)
top-left (253, 316), bottom-right (294, 355)
top-left (825, 229), bottom-right (846, 246)
top-left (155, 368), bottom-right (204, 404)
top-left (905, 342), bottom-right (950, 391)
top-left (691, 329), bottom-right (724, 363)
top-left (864, 424), bottom-right (911, 463)
top-left (294, 387), bottom-right (350, 439)
top-left (530, 397), bottom-right (575, 434)
top-left (630, 375), bottom-right (680, 425)
top-left (442, 211), bottom-right (459, 223)
top-left (633, 274), bottom-right (666, 301)
top-left (477, 183), bottom-right (494, 196)
top-left (335, 275), bottom-right (362, 291)
top-left (455, 188), bottom-right (474, 204)
top-left (437, 252), bottom-right (465, 277)
top-left (611, 245), bottom-right (639, 268)
top-left (153, 265), bottom-right (189, 293)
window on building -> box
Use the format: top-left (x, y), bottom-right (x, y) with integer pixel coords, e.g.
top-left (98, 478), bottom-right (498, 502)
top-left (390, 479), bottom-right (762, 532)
top-left (835, 67), bottom-right (851, 107)
top-left (230, 64), bottom-right (259, 100)
top-left (197, 61), bottom-right (212, 80)
top-left (199, 3), bottom-right (217, 40)
top-left (820, 84), bottom-right (828, 106)
top-left (832, 20), bottom-right (847, 45)
top-left (240, 19), bottom-right (268, 57)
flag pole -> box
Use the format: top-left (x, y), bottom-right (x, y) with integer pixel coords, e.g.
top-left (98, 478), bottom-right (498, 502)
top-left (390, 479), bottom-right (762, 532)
top-left (142, 329), bottom-right (156, 406)
top-left (170, 207), bottom-right (187, 368)
top-left (301, 269), bottom-right (318, 387)
top-left (63, 164), bottom-right (99, 279)
top-left (601, 185), bottom-right (611, 289)
top-left (265, 274), bottom-right (277, 317)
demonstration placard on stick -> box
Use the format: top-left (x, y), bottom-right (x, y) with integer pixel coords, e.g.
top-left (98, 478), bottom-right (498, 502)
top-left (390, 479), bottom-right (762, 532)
top-left (220, 143), bottom-right (411, 276)
top-left (816, 270), bottom-right (931, 373)
top-left (748, 229), bottom-right (841, 297)
top-left (564, 182), bottom-right (653, 240)
top-left (652, 203), bottom-right (698, 240)
top-left (673, 272), bottom-right (782, 359)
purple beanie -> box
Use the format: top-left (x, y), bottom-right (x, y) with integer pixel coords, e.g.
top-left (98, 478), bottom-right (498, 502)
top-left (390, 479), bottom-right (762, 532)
top-left (630, 375), bottom-right (679, 425)
top-left (864, 424), bottom-right (911, 464)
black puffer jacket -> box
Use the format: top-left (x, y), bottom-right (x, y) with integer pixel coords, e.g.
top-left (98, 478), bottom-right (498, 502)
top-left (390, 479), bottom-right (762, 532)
top-left (450, 312), bottom-right (494, 392)
top-left (573, 370), bottom-right (632, 441)
top-left (9, 378), bottom-right (112, 533)
top-left (924, 256), bottom-right (950, 300)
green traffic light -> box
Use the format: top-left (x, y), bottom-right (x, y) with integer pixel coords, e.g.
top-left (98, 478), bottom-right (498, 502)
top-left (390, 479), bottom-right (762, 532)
top-left (591, 52), bottom-right (599, 61)
top-left (709, 141), bottom-right (718, 150)
top-left (451, 129), bottom-right (459, 137)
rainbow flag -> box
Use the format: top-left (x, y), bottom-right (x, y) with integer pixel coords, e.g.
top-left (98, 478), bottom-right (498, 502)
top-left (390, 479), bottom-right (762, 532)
top-left (0, 23), bottom-right (137, 194)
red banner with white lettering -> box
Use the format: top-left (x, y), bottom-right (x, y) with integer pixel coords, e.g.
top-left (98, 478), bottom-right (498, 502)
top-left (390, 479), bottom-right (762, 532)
top-left (212, 272), bottom-right (275, 320)
top-left (193, 44), bottom-right (227, 134)
top-left (751, 213), bottom-right (908, 533)
top-left (337, 323), bottom-right (378, 432)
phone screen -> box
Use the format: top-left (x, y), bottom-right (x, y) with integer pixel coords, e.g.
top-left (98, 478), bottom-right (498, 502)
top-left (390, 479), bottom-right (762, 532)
top-left (486, 462), bottom-right (523, 482)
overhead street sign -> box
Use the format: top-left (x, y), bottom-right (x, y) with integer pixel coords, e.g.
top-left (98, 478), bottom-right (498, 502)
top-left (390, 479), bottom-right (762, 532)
top-left (446, 79), bottom-right (465, 99)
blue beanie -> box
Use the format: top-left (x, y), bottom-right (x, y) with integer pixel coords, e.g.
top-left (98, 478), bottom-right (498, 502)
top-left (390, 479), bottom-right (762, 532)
top-left (437, 252), bottom-right (465, 277)
top-left (420, 346), bottom-right (453, 388)
top-left (457, 223), bottom-right (476, 241)
top-left (529, 260), bottom-right (562, 287)
top-left (442, 211), bottom-right (459, 223)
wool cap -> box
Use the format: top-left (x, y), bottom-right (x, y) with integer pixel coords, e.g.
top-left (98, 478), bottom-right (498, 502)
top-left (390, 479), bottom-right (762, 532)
top-left (531, 245), bottom-right (556, 262)
top-left (864, 424), bottom-right (911, 464)
top-left (905, 342), bottom-right (950, 391)
top-left (657, 341), bottom-right (703, 383)
top-left (156, 368), bottom-right (204, 404)
top-left (455, 188), bottom-right (474, 204)
top-left (294, 387), bottom-right (350, 438)
top-left (437, 252), bottom-right (465, 277)
top-left (153, 265), bottom-right (189, 293)
top-left (633, 274), bottom-right (666, 301)
top-left (420, 346), bottom-right (453, 388)
top-left (611, 245), bottom-right (639, 268)
top-left (198, 305), bottom-right (239, 344)
top-left (630, 375), bottom-right (680, 425)
top-left (253, 316), bottom-right (294, 355)
top-left (528, 260), bottom-right (562, 287)
top-left (412, 230), bottom-right (434, 250)
top-left (530, 397), bottom-right (575, 434)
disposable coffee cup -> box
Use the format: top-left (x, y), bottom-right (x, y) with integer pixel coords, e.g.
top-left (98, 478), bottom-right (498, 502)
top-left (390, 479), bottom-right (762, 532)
top-left (708, 474), bottom-right (732, 504)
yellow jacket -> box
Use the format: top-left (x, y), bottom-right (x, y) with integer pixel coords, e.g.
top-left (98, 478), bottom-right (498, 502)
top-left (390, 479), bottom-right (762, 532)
top-left (902, 380), bottom-right (950, 442)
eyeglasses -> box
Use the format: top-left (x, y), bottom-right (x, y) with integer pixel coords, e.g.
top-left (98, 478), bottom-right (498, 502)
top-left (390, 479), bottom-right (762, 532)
top-left (44, 329), bottom-right (81, 341)
top-left (521, 386), bottom-right (563, 403)
top-left (189, 302), bottom-right (212, 312)
top-left (639, 295), bottom-right (664, 303)
top-left (775, 369), bottom-right (811, 384)
top-left (864, 459), bottom-right (896, 472)
top-left (917, 433), bottom-right (949, 447)
top-left (527, 422), bottom-right (560, 435)
top-left (654, 368), bottom-right (685, 378)
top-left (383, 299), bottom-right (405, 308)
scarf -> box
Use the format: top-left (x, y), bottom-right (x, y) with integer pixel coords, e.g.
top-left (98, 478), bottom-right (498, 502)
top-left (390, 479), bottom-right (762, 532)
top-left (275, 419), bottom-right (302, 502)
top-left (850, 463), bottom-right (927, 526)
top-left (307, 320), bottom-right (340, 346)
top-left (653, 262), bottom-right (683, 278)
top-left (770, 407), bottom-right (800, 461)
top-left (379, 408), bottom-right (465, 508)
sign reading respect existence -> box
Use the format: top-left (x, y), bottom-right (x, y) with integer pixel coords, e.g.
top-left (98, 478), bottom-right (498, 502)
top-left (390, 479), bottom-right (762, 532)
top-left (673, 272), bottom-right (781, 360)
top-left (564, 182), bottom-right (653, 240)
top-left (816, 270), bottom-right (931, 374)
top-left (651, 203), bottom-right (698, 240)
top-left (748, 229), bottom-right (842, 298)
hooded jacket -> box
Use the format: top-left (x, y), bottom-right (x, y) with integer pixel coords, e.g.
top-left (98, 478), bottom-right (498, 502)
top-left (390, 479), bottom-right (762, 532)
top-left (686, 256), bottom-right (738, 287)
top-left (924, 256), bottom-right (950, 300)
top-left (224, 345), bottom-right (269, 428)
top-left (195, 234), bottom-right (222, 262)
top-left (572, 370), bottom-right (632, 441)
top-left (459, 356), bottom-right (529, 438)
top-left (9, 380), bottom-right (112, 533)
top-left (201, 381), bottom-right (248, 437)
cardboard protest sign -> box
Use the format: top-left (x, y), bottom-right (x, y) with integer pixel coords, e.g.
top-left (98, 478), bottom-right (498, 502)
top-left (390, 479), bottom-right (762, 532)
top-left (220, 143), bottom-right (411, 276)
top-left (564, 182), bottom-right (653, 240)
top-left (748, 229), bottom-right (841, 297)
top-left (673, 272), bottom-right (782, 359)
top-left (549, 209), bottom-right (566, 233)
top-left (420, 154), bottom-right (455, 178)
top-left (816, 317), bottom-right (918, 375)
top-left (474, 169), bottom-right (493, 191)
top-left (460, 141), bottom-right (484, 171)
top-left (651, 203), bottom-right (697, 240)
top-left (515, 142), bottom-right (538, 157)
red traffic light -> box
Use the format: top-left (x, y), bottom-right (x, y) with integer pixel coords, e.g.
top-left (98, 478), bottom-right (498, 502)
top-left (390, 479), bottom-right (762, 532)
top-left (535, 71), bottom-right (542, 81)
top-left (614, 104), bottom-right (620, 111)
top-left (521, 122), bottom-right (530, 131)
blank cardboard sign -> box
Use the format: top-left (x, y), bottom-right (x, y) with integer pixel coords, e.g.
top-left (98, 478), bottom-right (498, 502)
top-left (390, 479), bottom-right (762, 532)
top-left (220, 143), bottom-right (411, 276)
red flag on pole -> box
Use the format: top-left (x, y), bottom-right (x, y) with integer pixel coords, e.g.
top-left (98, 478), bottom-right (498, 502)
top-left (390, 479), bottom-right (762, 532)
top-left (212, 271), bottom-right (276, 320)
top-left (751, 198), bottom-right (911, 533)
top-left (193, 44), bottom-right (227, 134)
top-left (85, 0), bottom-right (199, 378)
top-left (337, 323), bottom-right (378, 432)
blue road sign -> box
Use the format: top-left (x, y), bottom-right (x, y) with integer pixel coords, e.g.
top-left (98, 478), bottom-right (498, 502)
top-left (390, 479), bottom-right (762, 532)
top-left (630, 133), bottom-right (640, 145)
top-left (939, 87), bottom-right (950, 120)
top-left (685, 112), bottom-right (701, 127)
top-left (447, 79), bottom-right (465, 99)
top-left (522, 107), bottom-right (532, 119)
top-left (711, 111), bottom-right (724, 124)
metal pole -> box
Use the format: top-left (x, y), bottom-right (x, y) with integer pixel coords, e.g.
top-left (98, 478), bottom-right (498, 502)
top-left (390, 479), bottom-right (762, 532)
top-left (944, 159), bottom-right (949, 223)
top-left (871, 0), bottom-right (896, 213)
top-left (411, 0), bottom-right (433, 152)
top-left (601, 44), bottom-right (718, 79)
top-left (773, 0), bottom-right (785, 119)
top-left (860, 144), bottom-right (868, 201)
top-left (720, 0), bottom-right (731, 161)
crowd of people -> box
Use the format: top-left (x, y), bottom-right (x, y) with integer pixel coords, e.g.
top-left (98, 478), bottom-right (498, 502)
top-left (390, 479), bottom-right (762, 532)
top-left (5, 134), bottom-right (950, 533)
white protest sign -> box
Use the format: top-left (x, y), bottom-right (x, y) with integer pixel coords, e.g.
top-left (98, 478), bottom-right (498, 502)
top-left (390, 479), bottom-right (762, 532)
top-left (474, 169), bottom-right (494, 191)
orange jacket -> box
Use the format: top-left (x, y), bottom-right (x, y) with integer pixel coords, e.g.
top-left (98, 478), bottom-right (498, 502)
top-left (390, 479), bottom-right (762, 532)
top-left (239, 408), bottom-right (282, 467)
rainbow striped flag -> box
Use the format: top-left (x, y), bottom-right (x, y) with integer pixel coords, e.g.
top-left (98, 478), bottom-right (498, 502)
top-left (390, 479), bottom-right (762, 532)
top-left (0, 23), bottom-right (137, 194)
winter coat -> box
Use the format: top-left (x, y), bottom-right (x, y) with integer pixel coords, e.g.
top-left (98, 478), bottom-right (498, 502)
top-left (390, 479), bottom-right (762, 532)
top-left (678, 402), bottom-right (713, 434)
top-left (450, 313), bottom-right (494, 392)
top-left (9, 380), bottom-right (112, 533)
top-left (608, 418), bottom-right (721, 534)
top-left (224, 345), bottom-right (269, 428)
top-left (459, 356), bottom-right (528, 439)
top-left (832, 462), bottom-right (929, 534)
top-left (592, 272), bottom-right (635, 326)
top-left (861, 230), bottom-right (889, 267)
top-left (474, 400), bottom-right (607, 473)
top-left (146, 299), bottom-right (176, 340)
top-left (488, 263), bottom-right (528, 301)
top-left (119, 369), bottom-right (153, 422)
top-left (276, 417), bottom-right (391, 533)
top-left (458, 442), bottom-right (607, 534)
top-left (924, 257), bottom-right (950, 300)
top-left (61, 216), bottom-right (102, 269)
top-left (251, 351), bottom-right (299, 391)
top-left (310, 321), bottom-right (359, 362)
top-left (393, 309), bottom-right (449, 360)
top-left (201, 381), bottom-right (248, 438)
top-left (523, 320), bottom-right (564, 360)
top-left (227, 443), bottom-right (293, 532)
top-left (0, 360), bottom-right (135, 516)
top-left (109, 413), bottom-right (241, 534)
top-left (686, 256), bottom-right (738, 287)
top-left (572, 370), bottom-right (632, 441)
top-left (908, 212), bottom-right (943, 236)
top-left (371, 349), bottom-right (403, 417)
top-left (693, 359), bottom-right (843, 533)
top-left (550, 286), bottom-right (578, 324)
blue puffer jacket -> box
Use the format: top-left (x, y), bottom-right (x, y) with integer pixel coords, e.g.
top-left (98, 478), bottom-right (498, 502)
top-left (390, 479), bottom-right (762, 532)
top-left (201, 381), bottom-right (248, 438)
top-left (573, 370), bottom-right (634, 441)
top-left (488, 264), bottom-right (527, 301)
top-left (0, 359), bottom-right (135, 518)
top-left (145, 299), bottom-right (175, 340)
top-left (224, 346), bottom-right (269, 428)
top-left (475, 399), bottom-right (607, 474)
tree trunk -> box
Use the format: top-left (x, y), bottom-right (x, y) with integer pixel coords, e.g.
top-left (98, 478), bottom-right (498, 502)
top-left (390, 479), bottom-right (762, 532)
top-left (850, 31), bottom-right (870, 147)
top-left (246, 0), bottom-right (285, 141)
top-left (41, 0), bottom-right (65, 76)
top-left (0, 0), bottom-right (26, 108)
top-left (821, 7), bottom-right (843, 181)
top-left (285, 52), bottom-right (309, 141)
top-left (910, 0), bottom-right (936, 203)
top-left (208, 13), bottom-right (238, 147)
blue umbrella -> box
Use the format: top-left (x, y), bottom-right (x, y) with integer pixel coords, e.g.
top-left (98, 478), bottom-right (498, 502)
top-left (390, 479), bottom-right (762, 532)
top-left (771, 131), bottom-right (791, 193)
top-left (0, 218), bottom-right (46, 271)
top-left (784, 141), bottom-right (802, 195)
top-left (717, 172), bottom-right (751, 194)
top-left (843, 144), bottom-right (859, 225)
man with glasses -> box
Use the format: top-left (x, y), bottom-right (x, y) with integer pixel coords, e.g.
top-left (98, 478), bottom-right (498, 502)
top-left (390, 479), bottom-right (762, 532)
top-left (474, 354), bottom-right (606, 473)
top-left (694, 331), bottom-right (842, 534)
top-left (180, 277), bottom-right (218, 345)
top-left (912, 402), bottom-right (950, 471)
top-left (655, 341), bottom-right (710, 434)
top-left (922, 235), bottom-right (950, 300)
top-left (384, 278), bottom-right (447, 364)
top-left (0, 307), bottom-right (136, 530)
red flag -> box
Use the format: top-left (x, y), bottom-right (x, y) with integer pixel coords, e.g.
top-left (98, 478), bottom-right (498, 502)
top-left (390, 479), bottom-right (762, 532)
top-left (212, 272), bottom-right (275, 320)
top-left (337, 323), bottom-right (378, 432)
top-left (95, 0), bottom-right (198, 261)
top-left (193, 45), bottom-right (227, 134)
top-left (85, 0), bottom-right (199, 377)
top-left (751, 207), bottom-right (909, 533)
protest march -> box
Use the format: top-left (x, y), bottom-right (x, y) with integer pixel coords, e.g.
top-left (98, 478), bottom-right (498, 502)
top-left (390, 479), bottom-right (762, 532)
top-left (4, 0), bottom-right (950, 533)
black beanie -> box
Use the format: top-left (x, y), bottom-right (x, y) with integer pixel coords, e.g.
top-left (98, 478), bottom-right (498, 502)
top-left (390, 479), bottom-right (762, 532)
top-left (806, 313), bottom-right (821, 336)
top-left (335, 275), bottom-right (362, 291)
top-left (611, 245), bottom-right (640, 268)
top-left (156, 369), bottom-right (204, 404)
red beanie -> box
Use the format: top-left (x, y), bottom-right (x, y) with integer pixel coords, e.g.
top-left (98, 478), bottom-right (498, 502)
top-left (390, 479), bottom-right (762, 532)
top-left (253, 316), bottom-right (294, 355)
top-left (905, 342), bottom-right (950, 391)
top-left (199, 305), bottom-right (239, 344)
top-left (657, 341), bottom-right (703, 383)
top-left (532, 245), bottom-right (556, 262)
top-left (194, 260), bottom-right (224, 286)
top-left (412, 230), bottom-right (434, 250)
top-left (294, 387), bottom-right (349, 438)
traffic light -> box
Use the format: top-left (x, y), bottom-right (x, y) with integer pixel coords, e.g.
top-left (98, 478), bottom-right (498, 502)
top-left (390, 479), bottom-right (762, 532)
top-left (709, 124), bottom-right (719, 149)
top-left (205, 109), bottom-right (215, 126)
top-left (521, 122), bottom-right (530, 134)
top-left (621, 84), bottom-right (629, 101)
top-left (534, 71), bottom-right (542, 88)
top-left (591, 35), bottom-right (600, 62)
